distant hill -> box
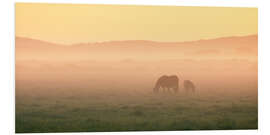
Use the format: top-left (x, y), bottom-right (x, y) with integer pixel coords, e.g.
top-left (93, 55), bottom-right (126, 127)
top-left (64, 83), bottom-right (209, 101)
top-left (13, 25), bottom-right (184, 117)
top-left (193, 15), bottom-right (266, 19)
top-left (15, 35), bottom-right (258, 61)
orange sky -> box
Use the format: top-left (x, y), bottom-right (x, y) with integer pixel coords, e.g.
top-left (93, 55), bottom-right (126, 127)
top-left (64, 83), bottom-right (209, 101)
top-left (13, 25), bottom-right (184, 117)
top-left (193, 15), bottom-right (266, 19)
top-left (15, 3), bottom-right (258, 44)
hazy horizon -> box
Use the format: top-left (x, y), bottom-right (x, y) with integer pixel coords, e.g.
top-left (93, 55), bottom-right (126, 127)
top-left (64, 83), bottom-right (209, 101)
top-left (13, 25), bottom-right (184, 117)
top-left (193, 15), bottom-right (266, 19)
top-left (15, 34), bottom-right (258, 45)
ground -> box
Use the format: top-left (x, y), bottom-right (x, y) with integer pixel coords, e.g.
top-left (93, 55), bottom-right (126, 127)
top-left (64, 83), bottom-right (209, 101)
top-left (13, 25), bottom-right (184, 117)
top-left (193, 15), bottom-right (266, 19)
top-left (16, 87), bottom-right (257, 133)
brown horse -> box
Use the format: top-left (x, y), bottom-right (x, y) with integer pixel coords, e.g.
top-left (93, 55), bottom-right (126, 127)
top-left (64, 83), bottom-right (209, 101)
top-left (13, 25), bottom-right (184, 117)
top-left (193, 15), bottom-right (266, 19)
top-left (183, 80), bottom-right (195, 93)
top-left (153, 75), bottom-right (179, 93)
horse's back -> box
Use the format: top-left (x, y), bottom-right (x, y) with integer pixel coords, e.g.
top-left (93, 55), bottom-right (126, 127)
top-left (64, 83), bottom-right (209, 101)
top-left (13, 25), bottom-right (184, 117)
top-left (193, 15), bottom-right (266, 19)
top-left (165, 75), bottom-right (179, 87)
top-left (169, 75), bottom-right (179, 81)
top-left (157, 75), bottom-right (178, 87)
top-left (157, 75), bottom-right (168, 83)
top-left (167, 75), bottom-right (179, 84)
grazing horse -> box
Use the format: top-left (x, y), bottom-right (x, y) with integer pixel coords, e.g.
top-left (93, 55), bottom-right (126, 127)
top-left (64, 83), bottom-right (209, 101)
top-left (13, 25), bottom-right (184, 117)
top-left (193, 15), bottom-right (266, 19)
top-left (183, 80), bottom-right (195, 93)
top-left (153, 75), bottom-right (179, 93)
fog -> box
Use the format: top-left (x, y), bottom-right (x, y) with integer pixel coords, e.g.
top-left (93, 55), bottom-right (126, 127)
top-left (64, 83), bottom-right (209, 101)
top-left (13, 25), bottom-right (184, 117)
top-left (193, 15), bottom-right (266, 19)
top-left (16, 35), bottom-right (257, 95)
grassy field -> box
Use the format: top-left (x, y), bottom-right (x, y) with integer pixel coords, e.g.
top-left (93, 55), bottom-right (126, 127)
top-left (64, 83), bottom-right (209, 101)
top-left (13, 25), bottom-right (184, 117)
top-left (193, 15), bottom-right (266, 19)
top-left (15, 59), bottom-right (258, 133)
top-left (16, 85), bottom-right (257, 133)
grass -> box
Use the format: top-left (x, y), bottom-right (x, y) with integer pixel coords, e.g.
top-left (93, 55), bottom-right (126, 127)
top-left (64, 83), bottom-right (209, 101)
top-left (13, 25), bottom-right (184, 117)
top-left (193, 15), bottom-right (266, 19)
top-left (15, 88), bottom-right (258, 133)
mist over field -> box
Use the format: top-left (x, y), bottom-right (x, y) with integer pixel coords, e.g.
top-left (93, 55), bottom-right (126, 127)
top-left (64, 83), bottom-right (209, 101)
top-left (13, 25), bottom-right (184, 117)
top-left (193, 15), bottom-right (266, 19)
top-left (15, 35), bottom-right (258, 132)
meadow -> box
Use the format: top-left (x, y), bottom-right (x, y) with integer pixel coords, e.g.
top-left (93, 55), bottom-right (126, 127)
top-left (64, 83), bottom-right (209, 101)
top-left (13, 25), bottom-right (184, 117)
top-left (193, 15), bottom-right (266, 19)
top-left (16, 72), bottom-right (257, 133)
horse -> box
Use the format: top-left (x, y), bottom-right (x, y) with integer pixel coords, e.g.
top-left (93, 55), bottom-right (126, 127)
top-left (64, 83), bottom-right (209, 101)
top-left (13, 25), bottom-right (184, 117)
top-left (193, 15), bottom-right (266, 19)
top-left (183, 80), bottom-right (195, 93)
top-left (153, 75), bottom-right (179, 93)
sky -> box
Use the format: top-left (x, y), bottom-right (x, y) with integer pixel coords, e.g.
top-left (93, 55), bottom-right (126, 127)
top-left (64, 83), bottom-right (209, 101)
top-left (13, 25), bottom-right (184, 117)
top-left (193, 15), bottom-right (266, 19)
top-left (15, 3), bottom-right (258, 44)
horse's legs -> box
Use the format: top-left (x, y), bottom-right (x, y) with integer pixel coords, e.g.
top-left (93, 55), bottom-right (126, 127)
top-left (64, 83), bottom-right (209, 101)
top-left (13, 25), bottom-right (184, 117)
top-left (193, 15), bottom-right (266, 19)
top-left (164, 87), bottom-right (168, 93)
top-left (188, 88), bottom-right (192, 95)
top-left (174, 86), bottom-right (179, 93)
top-left (173, 88), bottom-right (178, 93)
top-left (192, 87), bottom-right (195, 95)
top-left (185, 88), bottom-right (190, 95)
top-left (162, 87), bottom-right (166, 93)
top-left (167, 88), bottom-right (172, 93)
